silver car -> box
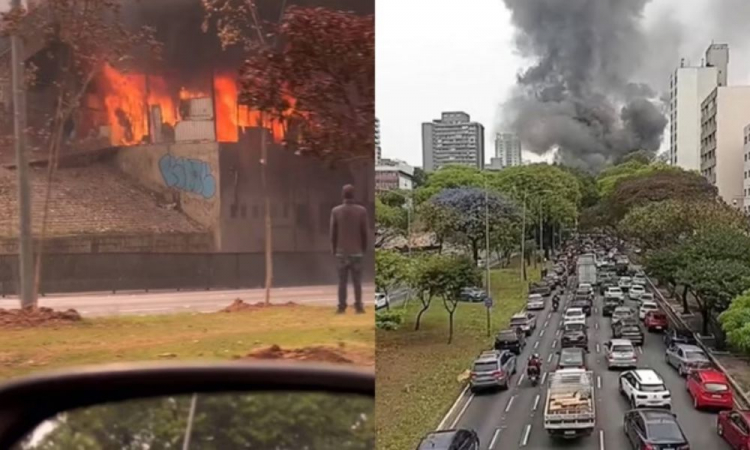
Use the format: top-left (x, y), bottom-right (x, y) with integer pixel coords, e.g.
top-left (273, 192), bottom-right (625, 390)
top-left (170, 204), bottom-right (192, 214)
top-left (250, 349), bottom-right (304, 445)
top-left (469, 350), bottom-right (517, 392)
top-left (665, 343), bottom-right (712, 376)
top-left (605, 339), bottom-right (638, 369)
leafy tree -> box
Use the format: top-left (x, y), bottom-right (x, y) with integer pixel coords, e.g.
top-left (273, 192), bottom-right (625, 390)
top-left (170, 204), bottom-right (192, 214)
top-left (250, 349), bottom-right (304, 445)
top-left (412, 167), bottom-right (428, 189)
top-left (719, 291), bottom-right (750, 353)
top-left (407, 255), bottom-right (441, 331)
top-left (644, 246), bottom-right (686, 302)
top-left (430, 188), bottom-right (520, 262)
top-left (430, 256), bottom-right (481, 344)
top-left (413, 165), bottom-right (483, 204)
top-left (375, 198), bottom-right (407, 248)
top-left (558, 166), bottom-right (600, 208)
top-left (596, 159), bottom-right (650, 197)
top-left (416, 201), bottom-right (454, 254)
top-left (378, 190), bottom-right (408, 208)
top-left (30, 392), bottom-right (373, 450)
top-left (375, 250), bottom-right (408, 309)
top-left (615, 150), bottom-right (654, 166)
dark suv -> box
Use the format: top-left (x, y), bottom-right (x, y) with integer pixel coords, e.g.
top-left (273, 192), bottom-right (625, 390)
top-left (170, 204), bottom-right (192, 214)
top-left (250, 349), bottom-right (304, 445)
top-left (561, 322), bottom-right (589, 351)
top-left (494, 329), bottom-right (525, 355)
top-left (417, 429), bottom-right (480, 450)
top-left (623, 409), bottom-right (689, 449)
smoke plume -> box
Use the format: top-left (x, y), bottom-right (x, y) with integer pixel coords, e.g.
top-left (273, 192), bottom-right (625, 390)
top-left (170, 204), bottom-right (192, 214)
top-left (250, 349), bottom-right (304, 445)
top-left (501, 0), bottom-right (667, 170)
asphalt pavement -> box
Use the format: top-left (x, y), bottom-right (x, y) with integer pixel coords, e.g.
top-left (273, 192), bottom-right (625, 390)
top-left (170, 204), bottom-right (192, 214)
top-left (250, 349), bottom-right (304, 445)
top-left (438, 279), bottom-right (730, 450)
top-left (0, 284), bottom-right (375, 317)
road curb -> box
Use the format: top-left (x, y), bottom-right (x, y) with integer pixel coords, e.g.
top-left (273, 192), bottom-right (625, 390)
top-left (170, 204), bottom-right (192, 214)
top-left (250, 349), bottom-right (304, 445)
top-left (648, 276), bottom-right (750, 409)
top-left (436, 384), bottom-right (470, 431)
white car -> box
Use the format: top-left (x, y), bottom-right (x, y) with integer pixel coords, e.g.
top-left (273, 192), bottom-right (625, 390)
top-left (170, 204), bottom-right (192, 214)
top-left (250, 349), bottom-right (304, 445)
top-left (619, 369), bottom-right (671, 409)
top-left (639, 300), bottom-right (659, 320)
top-left (563, 308), bottom-right (587, 327)
top-left (639, 292), bottom-right (655, 304)
top-left (618, 277), bottom-right (632, 291)
top-left (632, 276), bottom-right (647, 286)
top-left (527, 293), bottom-right (546, 311)
top-left (605, 286), bottom-right (624, 301)
top-left (605, 339), bottom-right (638, 369)
top-left (578, 283), bottom-right (593, 293)
top-left (629, 285), bottom-right (645, 301)
top-left (375, 293), bottom-right (390, 310)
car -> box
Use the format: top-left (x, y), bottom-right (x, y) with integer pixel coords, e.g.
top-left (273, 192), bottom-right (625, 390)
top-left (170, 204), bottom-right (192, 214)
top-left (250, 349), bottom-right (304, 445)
top-left (578, 283), bottom-right (593, 296)
top-left (417, 429), bottom-right (480, 450)
top-left (632, 275), bottom-right (647, 286)
top-left (469, 350), bottom-right (517, 392)
top-left (717, 409), bottom-right (750, 449)
top-left (510, 312), bottom-right (537, 336)
top-left (629, 285), bottom-right (646, 301)
top-left (666, 343), bottom-right (712, 376)
top-left (612, 318), bottom-right (644, 345)
top-left (623, 409), bottom-right (690, 449)
top-left (563, 308), bottom-right (587, 328)
top-left (618, 276), bottom-right (633, 292)
top-left (494, 329), bottom-right (526, 355)
top-left (639, 300), bottom-right (659, 320)
top-left (612, 306), bottom-right (636, 325)
top-left (664, 328), bottom-right (698, 347)
top-left (460, 287), bottom-right (487, 303)
top-left (687, 369), bottom-right (733, 410)
top-left (602, 297), bottom-right (622, 317)
top-left (561, 322), bottom-right (589, 351)
top-left (375, 292), bottom-right (390, 310)
top-left (526, 294), bottom-right (546, 311)
top-left (557, 347), bottom-right (586, 370)
top-left (570, 297), bottom-right (592, 316)
top-left (619, 369), bottom-right (671, 409)
top-left (638, 292), bottom-right (655, 304)
top-left (529, 281), bottom-right (552, 297)
top-left (644, 311), bottom-right (669, 332)
top-left (600, 280), bottom-right (617, 296)
top-left (605, 286), bottom-right (624, 301)
top-left (605, 339), bottom-right (638, 369)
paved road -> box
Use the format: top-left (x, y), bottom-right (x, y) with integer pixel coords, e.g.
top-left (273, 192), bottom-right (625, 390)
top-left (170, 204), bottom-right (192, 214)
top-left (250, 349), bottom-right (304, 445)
top-left (0, 285), bottom-right (375, 317)
top-left (439, 281), bottom-right (730, 450)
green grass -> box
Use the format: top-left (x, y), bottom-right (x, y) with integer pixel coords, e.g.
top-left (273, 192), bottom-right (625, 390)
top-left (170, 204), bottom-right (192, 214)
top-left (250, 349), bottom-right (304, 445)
top-left (376, 263), bottom-right (540, 450)
top-left (0, 306), bottom-right (374, 380)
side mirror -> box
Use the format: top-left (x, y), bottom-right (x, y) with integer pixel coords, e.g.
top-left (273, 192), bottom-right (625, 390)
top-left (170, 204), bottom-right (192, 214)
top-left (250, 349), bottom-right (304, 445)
top-left (0, 362), bottom-right (374, 449)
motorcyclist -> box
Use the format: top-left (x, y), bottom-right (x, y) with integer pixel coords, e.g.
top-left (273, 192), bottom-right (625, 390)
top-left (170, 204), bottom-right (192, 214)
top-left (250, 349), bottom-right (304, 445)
top-left (527, 353), bottom-right (542, 376)
top-left (552, 295), bottom-right (560, 311)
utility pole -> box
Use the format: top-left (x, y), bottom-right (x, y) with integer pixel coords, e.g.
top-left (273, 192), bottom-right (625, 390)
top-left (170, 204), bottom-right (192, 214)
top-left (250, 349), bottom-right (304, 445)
top-left (539, 199), bottom-right (544, 262)
top-left (484, 174), bottom-right (491, 337)
top-left (520, 191), bottom-right (527, 281)
top-left (406, 193), bottom-right (412, 257)
top-left (11, 0), bottom-right (36, 309)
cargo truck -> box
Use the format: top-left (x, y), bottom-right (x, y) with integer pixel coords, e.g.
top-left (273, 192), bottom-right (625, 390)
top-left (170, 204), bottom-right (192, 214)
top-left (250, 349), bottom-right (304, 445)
top-left (544, 368), bottom-right (595, 439)
top-left (576, 253), bottom-right (597, 286)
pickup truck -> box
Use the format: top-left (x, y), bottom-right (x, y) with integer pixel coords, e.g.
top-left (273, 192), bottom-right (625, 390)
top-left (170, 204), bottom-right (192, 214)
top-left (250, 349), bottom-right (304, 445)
top-left (544, 368), bottom-right (595, 438)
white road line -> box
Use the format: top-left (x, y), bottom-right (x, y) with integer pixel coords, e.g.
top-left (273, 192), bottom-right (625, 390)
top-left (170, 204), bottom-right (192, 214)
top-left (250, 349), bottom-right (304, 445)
top-left (595, 322), bottom-right (599, 330)
top-left (449, 394), bottom-right (474, 429)
top-left (556, 329), bottom-right (561, 336)
top-left (517, 373), bottom-right (526, 386)
top-left (597, 376), bottom-right (602, 389)
top-left (534, 341), bottom-right (540, 349)
top-left (552, 339), bottom-right (558, 347)
top-left (436, 385), bottom-right (470, 430)
top-left (521, 424), bottom-right (532, 446)
top-left (505, 395), bottom-right (516, 413)
top-left (544, 321), bottom-right (549, 328)
top-left (547, 353), bottom-right (553, 363)
top-left (596, 343), bottom-right (601, 353)
top-left (489, 429), bottom-right (501, 450)
top-left (541, 371), bottom-right (548, 384)
top-left (638, 346), bottom-right (643, 354)
top-left (599, 430), bottom-right (605, 450)
top-left (533, 394), bottom-right (541, 411)
top-left (540, 329), bottom-right (545, 337)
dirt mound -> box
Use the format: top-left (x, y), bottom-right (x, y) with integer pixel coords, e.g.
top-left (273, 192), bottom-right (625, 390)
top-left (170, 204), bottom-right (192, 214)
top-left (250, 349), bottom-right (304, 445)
top-left (221, 299), bottom-right (297, 313)
top-left (244, 345), bottom-right (357, 364)
top-left (0, 307), bottom-right (82, 328)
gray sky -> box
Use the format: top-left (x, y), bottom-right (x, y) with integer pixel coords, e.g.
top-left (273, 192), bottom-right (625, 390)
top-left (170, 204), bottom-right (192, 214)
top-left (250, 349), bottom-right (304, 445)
top-left (376, 0), bottom-right (750, 168)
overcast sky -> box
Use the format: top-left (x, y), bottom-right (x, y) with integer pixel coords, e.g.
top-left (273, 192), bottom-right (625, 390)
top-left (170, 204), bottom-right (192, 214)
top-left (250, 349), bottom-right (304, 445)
top-left (376, 0), bottom-right (750, 167)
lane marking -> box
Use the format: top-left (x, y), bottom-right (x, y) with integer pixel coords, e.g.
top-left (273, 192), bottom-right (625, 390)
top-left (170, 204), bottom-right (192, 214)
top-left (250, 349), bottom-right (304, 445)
top-left (489, 429), bottom-right (501, 450)
top-left (552, 339), bottom-right (558, 347)
top-left (449, 393), bottom-right (474, 429)
top-left (544, 320), bottom-right (549, 328)
top-left (597, 376), bottom-right (602, 389)
top-left (517, 373), bottom-right (526, 386)
top-left (534, 341), bottom-right (540, 349)
top-left (521, 424), bottom-right (532, 446)
top-left (541, 371), bottom-right (548, 384)
top-left (547, 353), bottom-right (554, 363)
top-left (533, 394), bottom-right (541, 411)
top-left (595, 322), bottom-right (599, 330)
top-left (505, 395), bottom-right (516, 413)
top-left (596, 343), bottom-right (601, 353)
top-left (540, 329), bottom-right (545, 337)
top-left (638, 346), bottom-right (643, 354)
top-left (599, 430), bottom-right (605, 450)
top-left (436, 385), bottom-right (470, 430)
top-left (556, 329), bottom-right (561, 336)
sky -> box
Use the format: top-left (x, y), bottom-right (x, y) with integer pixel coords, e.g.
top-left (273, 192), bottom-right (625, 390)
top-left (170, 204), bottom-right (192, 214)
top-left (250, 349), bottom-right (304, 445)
top-left (376, 0), bottom-right (750, 168)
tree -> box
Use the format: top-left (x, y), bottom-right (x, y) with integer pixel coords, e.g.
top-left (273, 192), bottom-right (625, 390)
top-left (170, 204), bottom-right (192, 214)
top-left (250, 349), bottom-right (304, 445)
top-left (430, 188), bottom-right (520, 263)
top-left (719, 291), bottom-right (750, 353)
top-left (375, 250), bottom-right (408, 309)
top-left (375, 198), bottom-right (407, 248)
top-left (615, 150), bottom-right (653, 166)
top-left (407, 255), bottom-right (440, 331)
top-left (644, 247), bottom-right (686, 302)
top-left (426, 255), bottom-right (481, 344)
top-left (412, 167), bottom-right (428, 189)
top-left (413, 165), bottom-right (483, 204)
top-left (558, 166), bottom-right (600, 208)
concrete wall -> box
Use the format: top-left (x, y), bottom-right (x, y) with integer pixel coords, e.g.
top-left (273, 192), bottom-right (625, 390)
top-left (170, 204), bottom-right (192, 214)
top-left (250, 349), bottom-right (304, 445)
top-left (114, 142), bottom-right (221, 245)
top-left (673, 67), bottom-right (718, 171)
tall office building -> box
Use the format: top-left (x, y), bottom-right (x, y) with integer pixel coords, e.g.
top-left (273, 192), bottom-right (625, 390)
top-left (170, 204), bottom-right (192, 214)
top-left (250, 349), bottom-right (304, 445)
top-left (742, 124), bottom-right (750, 212)
top-left (375, 117), bottom-right (382, 164)
top-left (494, 132), bottom-right (522, 168)
top-left (422, 112), bottom-right (484, 172)
top-left (669, 44), bottom-right (728, 171)
top-left (699, 86), bottom-right (750, 205)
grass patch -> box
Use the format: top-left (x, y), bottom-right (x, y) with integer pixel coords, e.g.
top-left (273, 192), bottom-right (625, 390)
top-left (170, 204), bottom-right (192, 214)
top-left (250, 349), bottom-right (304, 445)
top-left (0, 306), bottom-right (374, 380)
top-left (376, 263), bottom-right (540, 450)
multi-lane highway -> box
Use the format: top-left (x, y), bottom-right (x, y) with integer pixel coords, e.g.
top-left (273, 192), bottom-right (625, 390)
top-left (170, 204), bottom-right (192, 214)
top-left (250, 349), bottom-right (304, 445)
top-left (437, 280), bottom-right (730, 450)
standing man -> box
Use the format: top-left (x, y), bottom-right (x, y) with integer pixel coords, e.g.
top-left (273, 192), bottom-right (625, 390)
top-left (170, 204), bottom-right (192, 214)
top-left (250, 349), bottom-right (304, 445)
top-left (330, 184), bottom-right (369, 314)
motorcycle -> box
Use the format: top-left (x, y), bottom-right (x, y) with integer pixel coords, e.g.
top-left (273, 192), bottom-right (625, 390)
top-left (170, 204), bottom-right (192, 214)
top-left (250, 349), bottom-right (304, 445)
top-left (552, 301), bottom-right (559, 312)
top-left (527, 365), bottom-right (540, 386)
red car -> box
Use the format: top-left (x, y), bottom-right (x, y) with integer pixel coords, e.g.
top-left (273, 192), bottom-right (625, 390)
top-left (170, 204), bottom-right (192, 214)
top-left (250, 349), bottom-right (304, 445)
top-left (718, 409), bottom-right (750, 449)
top-left (687, 369), bottom-right (734, 410)
top-left (644, 311), bottom-right (668, 332)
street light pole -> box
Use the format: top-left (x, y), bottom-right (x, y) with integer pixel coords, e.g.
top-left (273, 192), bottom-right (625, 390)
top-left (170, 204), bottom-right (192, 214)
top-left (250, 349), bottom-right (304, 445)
top-left (11, 0), bottom-right (35, 309)
top-left (520, 190), bottom-right (527, 281)
top-left (539, 199), bottom-right (544, 262)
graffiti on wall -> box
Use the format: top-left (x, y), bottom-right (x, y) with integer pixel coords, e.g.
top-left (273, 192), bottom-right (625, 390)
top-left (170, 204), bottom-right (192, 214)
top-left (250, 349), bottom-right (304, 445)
top-left (159, 154), bottom-right (217, 199)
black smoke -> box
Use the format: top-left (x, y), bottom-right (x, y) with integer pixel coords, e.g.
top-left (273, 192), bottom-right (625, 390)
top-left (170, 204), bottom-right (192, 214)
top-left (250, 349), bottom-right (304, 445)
top-left (500, 0), bottom-right (668, 170)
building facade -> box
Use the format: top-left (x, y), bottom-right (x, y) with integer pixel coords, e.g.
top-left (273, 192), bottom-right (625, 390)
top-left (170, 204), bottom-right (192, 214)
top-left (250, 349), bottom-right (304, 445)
top-left (375, 117), bottom-right (382, 164)
top-left (700, 86), bottom-right (750, 205)
top-left (743, 124), bottom-right (750, 212)
top-left (422, 111), bottom-right (484, 172)
top-left (668, 44), bottom-right (727, 170)
top-left (375, 163), bottom-right (415, 191)
top-left (495, 132), bottom-right (522, 168)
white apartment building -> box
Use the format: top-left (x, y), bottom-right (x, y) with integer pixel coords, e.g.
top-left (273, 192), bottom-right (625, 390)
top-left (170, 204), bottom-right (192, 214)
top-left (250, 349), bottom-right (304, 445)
top-left (668, 44), bottom-right (728, 170)
top-left (422, 112), bottom-right (485, 172)
top-left (699, 86), bottom-right (750, 205)
top-left (375, 163), bottom-right (415, 192)
top-left (743, 124), bottom-right (750, 212)
top-left (495, 132), bottom-right (522, 168)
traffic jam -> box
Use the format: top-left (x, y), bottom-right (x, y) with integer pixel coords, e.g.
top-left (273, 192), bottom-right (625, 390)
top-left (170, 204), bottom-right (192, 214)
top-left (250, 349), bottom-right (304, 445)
top-left (417, 235), bottom-right (749, 450)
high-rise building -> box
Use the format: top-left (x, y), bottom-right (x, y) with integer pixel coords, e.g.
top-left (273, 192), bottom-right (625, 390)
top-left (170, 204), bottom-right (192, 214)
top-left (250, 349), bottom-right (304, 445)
top-left (494, 132), bottom-right (522, 168)
top-left (742, 124), bottom-right (750, 212)
top-left (669, 44), bottom-right (728, 171)
top-left (375, 117), bottom-right (382, 164)
top-left (699, 86), bottom-right (750, 205)
top-left (422, 112), bottom-right (484, 172)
